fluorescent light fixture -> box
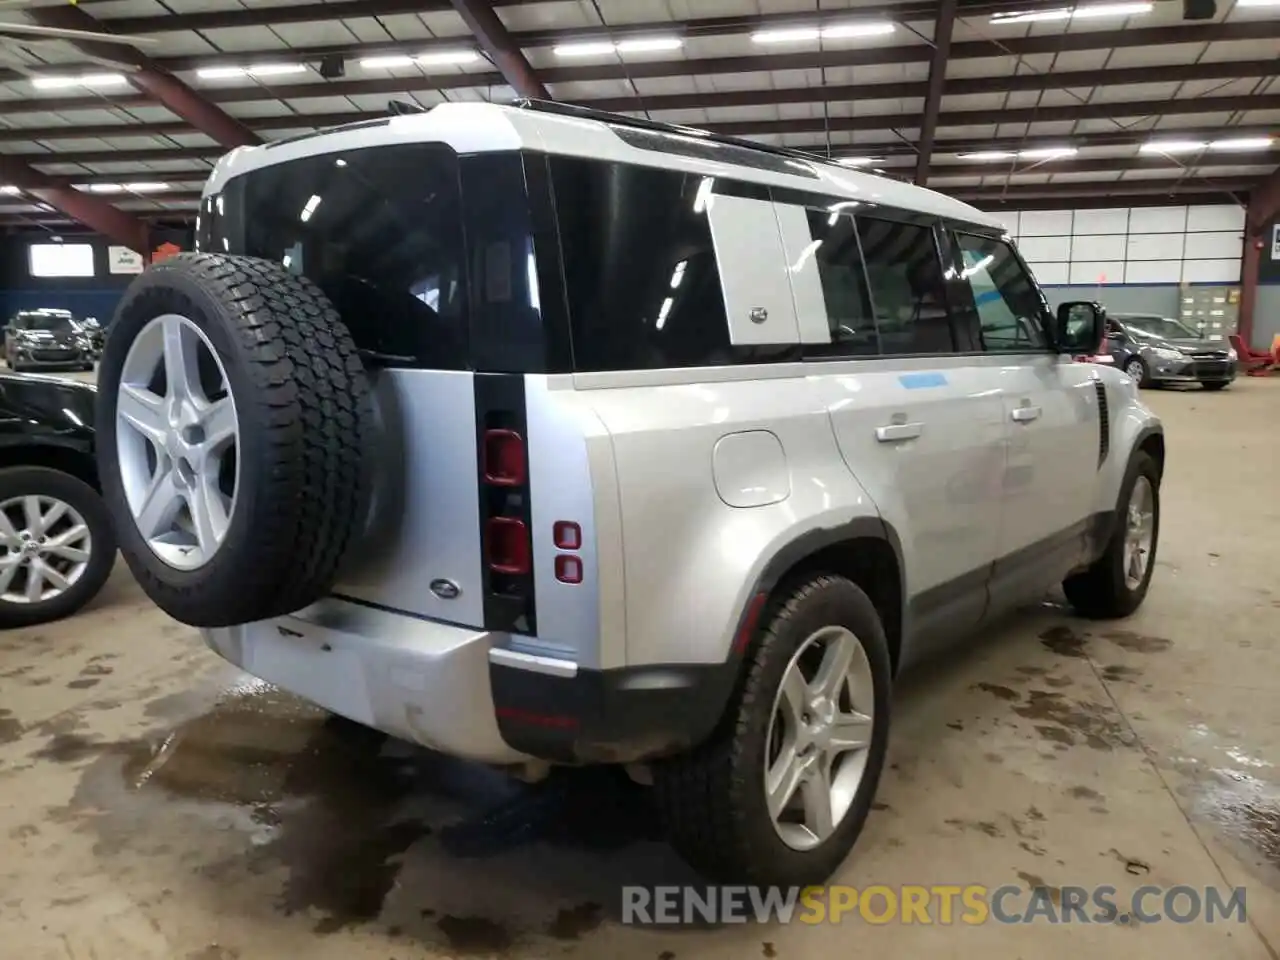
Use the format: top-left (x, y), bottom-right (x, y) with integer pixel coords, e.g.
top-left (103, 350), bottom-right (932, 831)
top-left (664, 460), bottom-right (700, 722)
top-left (1071, 2), bottom-right (1153, 17)
top-left (31, 72), bottom-right (127, 90)
top-left (752, 22), bottom-right (893, 43)
top-left (1208, 136), bottom-right (1274, 151)
top-left (553, 41), bottom-right (618, 56)
top-left (1238, 0), bottom-right (1280, 6)
top-left (300, 194), bottom-right (322, 222)
top-left (617, 37), bottom-right (683, 53)
top-left (0, 185), bottom-right (18, 195)
top-left (836, 156), bottom-right (878, 167)
top-left (1139, 140), bottom-right (1207, 154)
top-left (991, 1), bottom-right (1150, 22)
top-left (359, 55), bottom-right (417, 69)
top-left (197, 64), bottom-right (307, 79)
top-left (554, 37), bottom-right (681, 57)
top-left (991, 7), bottom-right (1072, 22)
top-left (85, 183), bottom-right (124, 194)
top-left (123, 182), bottom-right (169, 193)
top-left (417, 50), bottom-right (480, 65)
top-left (1018, 146), bottom-right (1078, 158)
top-left (958, 151), bottom-right (1016, 160)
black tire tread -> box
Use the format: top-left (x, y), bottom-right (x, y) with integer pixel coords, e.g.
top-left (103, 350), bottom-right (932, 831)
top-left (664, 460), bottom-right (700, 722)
top-left (654, 575), bottom-right (888, 886)
top-left (101, 253), bottom-right (369, 627)
top-left (1063, 451), bottom-right (1159, 620)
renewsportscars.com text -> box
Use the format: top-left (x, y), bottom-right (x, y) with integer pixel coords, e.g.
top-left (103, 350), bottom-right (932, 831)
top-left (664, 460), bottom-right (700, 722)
top-left (621, 884), bottom-right (1248, 926)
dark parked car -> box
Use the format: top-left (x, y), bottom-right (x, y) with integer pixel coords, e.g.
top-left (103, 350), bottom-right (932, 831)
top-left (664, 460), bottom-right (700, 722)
top-left (1104, 313), bottom-right (1238, 390)
top-left (0, 373), bottom-right (116, 627)
top-left (74, 316), bottom-right (106, 360)
top-left (4, 309), bottom-right (96, 372)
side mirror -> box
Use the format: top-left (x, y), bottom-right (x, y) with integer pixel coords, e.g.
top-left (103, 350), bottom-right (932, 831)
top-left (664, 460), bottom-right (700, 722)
top-left (1055, 301), bottom-right (1105, 354)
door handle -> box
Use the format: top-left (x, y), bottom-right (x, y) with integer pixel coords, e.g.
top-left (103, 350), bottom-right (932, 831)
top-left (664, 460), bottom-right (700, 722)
top-left (875, 422), bottom-right (924, 442)
top-left (1011, 405), bottom-right (1042, 423)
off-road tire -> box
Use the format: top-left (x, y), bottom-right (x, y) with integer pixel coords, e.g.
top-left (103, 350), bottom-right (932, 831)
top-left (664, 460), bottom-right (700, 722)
top-left (1063, 451), bottom-right (1160, 619)
top-left (653, 575), bottom-right (892, 886)
top-left (0, 466), bottom-right (116, 629)
top-left (96, 253), bottom-right (371, 627)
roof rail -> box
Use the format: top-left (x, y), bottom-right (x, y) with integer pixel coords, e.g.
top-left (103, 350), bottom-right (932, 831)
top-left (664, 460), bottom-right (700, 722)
top-left (510, 98), bottom-right (855, 173)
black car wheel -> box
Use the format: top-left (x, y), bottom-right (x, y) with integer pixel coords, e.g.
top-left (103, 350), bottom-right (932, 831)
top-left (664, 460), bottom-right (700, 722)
top-left (1123, 357), bottom-right (1149, 387)
top-left (0, 466), bottom-right (117, 628)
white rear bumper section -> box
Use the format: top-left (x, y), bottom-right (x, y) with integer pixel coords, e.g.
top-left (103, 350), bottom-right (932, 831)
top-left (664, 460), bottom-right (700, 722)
top-left (200, 598), bottom-right (533, 764)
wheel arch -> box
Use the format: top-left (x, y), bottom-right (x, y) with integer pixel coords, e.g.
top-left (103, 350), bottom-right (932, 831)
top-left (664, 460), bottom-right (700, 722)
top-left (740, 518), bottom-right (906, 677)
top-left (0, 443), bottom-right (99, 491)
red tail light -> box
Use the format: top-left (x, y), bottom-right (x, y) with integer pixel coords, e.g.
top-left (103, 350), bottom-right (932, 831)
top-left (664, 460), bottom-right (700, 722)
top-left (483, 429), bottom-right (526, 486)
top-left (487, 517), bottom-right (531, 574)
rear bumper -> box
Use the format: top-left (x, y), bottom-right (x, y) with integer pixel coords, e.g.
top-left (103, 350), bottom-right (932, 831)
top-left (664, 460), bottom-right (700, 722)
top-left (201, 598), bottom-right (531, 764)
top-left (201, 597), bottom-right (738, 767)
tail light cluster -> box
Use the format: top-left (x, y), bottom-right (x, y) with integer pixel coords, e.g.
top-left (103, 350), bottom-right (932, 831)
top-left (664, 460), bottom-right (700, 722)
top-left (480, 415), bottom-right (536, 633)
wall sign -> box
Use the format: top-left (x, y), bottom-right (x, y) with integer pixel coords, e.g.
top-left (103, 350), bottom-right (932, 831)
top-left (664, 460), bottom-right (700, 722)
top-left (108, 245), bottom-right (145, 274)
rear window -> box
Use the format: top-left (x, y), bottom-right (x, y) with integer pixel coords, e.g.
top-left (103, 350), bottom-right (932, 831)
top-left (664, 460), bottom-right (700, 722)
top-left (197, 144), bottom-right (470, 369)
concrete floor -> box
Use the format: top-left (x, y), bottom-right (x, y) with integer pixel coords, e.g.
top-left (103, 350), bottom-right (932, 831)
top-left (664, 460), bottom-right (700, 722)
top-left (2, 374), bottom-right (1279, 960)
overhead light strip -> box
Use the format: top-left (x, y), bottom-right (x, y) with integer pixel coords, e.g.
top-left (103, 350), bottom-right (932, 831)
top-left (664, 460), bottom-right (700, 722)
top-left (553, 36), bottom-right (683, 57)
top-left (359, 50), bottom-right (479, 68)
top-left (990, 2), bottom-right (1152, 23)
top-left (752, 22), bottom-right (895, 43)
top-left (197, 64), bottom-right (310, 79)
top-left (31, 73), bottom-right (128, 90)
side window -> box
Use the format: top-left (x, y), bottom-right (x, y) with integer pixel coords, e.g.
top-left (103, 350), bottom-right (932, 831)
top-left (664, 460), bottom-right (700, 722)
top-left (954, 233), bottom-right (1050, 351)
top-left (550, 157), bottom-right (732, 372)
top-left (803, 210), bottom-right (879, 357)
top-left (855, 218), bottom-right (955, 355)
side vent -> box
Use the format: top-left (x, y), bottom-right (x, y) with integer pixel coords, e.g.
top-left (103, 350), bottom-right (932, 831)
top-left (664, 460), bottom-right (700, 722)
top-left (1094, 379), bottom-right (1110, 469)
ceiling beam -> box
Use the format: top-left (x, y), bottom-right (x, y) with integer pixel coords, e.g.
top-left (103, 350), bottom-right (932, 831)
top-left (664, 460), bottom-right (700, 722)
top-left (25, 5), bottom-right (261, 149)
top-left (5, 16), bottom-right (1275, 87)
top-left (916, 0), bottom-right (957, 186)
top-left (8, 56), bottom-right (1277, 118)
top-left (973, 192), bottom-right (1250, 212)
top-left (0, 156), bottom-right (150, 251)
top-left (448, 0), bottom-right (548, 99)
top-left (958, 177), bottom-right (1256, 201)
top-left (82, 0), bottom-right (1067, 37)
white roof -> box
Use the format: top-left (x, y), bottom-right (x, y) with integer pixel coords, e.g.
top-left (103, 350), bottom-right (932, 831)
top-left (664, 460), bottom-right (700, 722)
top-left (206, 101), bottom-right (1006, 230)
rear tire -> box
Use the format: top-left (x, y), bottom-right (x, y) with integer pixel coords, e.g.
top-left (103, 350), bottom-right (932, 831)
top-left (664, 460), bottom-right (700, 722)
top-left (96, 253), bottom-right (371, 627)
top-left (653, 575), bottom-right (892, 886)
top-left (1063, 452), bottom-right (1160, 619)
top-left (1124, 357), bottom-right (1149, 387)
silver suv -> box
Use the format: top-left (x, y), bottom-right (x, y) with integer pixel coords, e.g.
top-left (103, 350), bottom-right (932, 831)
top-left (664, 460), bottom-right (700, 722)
top-left (95, 100), bottom-right (1165, 887)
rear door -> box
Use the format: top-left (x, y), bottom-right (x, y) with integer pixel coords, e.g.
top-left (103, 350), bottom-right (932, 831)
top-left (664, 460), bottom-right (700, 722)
top-left (947, 231), bottom-right (1101, 609)
top-left (794, 209), bottom-right (1006, 659)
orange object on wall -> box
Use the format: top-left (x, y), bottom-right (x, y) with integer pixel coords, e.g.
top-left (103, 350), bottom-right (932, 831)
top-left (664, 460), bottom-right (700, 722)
top-left (151, 241), bottom-right (182, 264)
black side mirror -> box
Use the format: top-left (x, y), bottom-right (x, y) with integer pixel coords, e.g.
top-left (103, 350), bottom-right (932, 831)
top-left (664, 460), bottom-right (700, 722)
top-left (1055, 301), bottom-right (1105, 354)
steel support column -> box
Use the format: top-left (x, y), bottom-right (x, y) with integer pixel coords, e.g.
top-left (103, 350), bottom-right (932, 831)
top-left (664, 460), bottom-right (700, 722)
top-left (1239, 167), bottom-right (1280, 348)
top-left (916, 0), bottom-right (957, 186)
top-left (448, 0), bottom-right (550, 100)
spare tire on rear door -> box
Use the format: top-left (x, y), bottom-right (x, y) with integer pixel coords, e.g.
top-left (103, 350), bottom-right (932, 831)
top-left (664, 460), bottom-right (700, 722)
top-left (96, 253), bottom-right (371, 627)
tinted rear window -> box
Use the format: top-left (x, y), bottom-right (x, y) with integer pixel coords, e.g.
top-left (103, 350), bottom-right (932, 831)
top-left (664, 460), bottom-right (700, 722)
top-left (198, 144), bottom-right (469, 369)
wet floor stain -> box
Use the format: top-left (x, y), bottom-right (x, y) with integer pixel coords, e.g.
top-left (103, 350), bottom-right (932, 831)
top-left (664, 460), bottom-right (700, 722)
top-left (547, 902), bottom-right (603, 940)
top-left (66, 678), bottom-right (100, 689)
top-left (1107, 849), bottom-right (1150, 875)
top-left (436, 915), bottom-right (514, 953)
top-left (1015, 871), bottom-right (1063, 906)
top-left (973, 682), bottom-right (1019, 701)
top-left (1101, 630), bottom-right (1172, 654)
top-left (1013, 690), bottom-right (1135, 751)
top-left (0, 709), bottom-right (20, 744)
top-left (944, 817), bottom-right (1003, 838)
top-left (1068, 785), bottom-right (1104, 802)
top-left (1039, 625), bottom-right (1088, 658)
top-left (50, 684), bottom-right (675, 945)
top-left (762, 942), bottom-right (778, 958)
top-left (1101, 665), bottom-right (1143, 683)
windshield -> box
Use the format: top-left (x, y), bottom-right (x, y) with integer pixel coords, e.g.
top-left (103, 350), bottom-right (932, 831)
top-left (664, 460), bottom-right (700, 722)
top-left (15, 312), bottom-right (74, 332)
top-left (1122, 315), bottom-right (1198, 340)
